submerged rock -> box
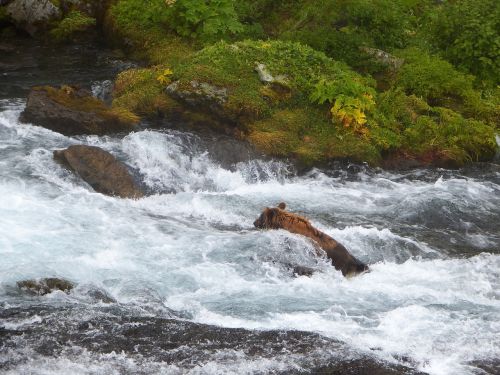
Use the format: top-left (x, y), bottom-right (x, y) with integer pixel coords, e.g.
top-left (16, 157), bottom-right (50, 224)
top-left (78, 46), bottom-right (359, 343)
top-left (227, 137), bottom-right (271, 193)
top-left (53, 145), bottom-right (144, 199)
top-left (17, 278), bottom-right (74, 295)
top-left (20, 85), bottom-right (139, 136)
top-left (6, 0), bottom-right (61, 36)
top-left (0, 304), bottom-right (425, 374)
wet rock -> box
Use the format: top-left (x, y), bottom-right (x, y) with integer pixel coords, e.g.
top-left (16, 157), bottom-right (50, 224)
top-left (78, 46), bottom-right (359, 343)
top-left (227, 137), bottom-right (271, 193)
top-left (85, 289), bottom-right (116, 304)
top-left (17, 278), bottom-right (74, 295)
top-left (6, 0), bottom-right (61, 36)
top-left (91, 79), bottom-right (114, 105)
top-left (53, 145), bottom-right (144, 199)
top-left (291, 265), bottom-right (315, 277)
top-left (0, 304), bottom-right (425, 374)
top-left (20, 85), bottom-right (138, 136)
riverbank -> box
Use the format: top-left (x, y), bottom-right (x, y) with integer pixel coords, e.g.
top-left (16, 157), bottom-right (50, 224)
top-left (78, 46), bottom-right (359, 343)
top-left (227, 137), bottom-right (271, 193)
top-left (1, 0), bottom-right (498, 170)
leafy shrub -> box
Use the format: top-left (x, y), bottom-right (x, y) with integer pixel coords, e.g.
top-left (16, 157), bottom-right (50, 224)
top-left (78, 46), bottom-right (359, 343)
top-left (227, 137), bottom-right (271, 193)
top-left (112, 0), bottom-right (242, 41)
top-left (167, 0), bottom-right (242, 40)
top-left (157, 68), bottom-right (173, 85)
top-left (430, 0), bottom-right (500, 84)
top-left (394, 48), bottom-right (500, 124)
top-left (394, 48), bottom-right (475, 102)
top-left (310, 77), bottom-right (375, 131)
top-left (403, 108), bottom-right (497, 164)
top-left (110, 0), bottom-right (169, 30)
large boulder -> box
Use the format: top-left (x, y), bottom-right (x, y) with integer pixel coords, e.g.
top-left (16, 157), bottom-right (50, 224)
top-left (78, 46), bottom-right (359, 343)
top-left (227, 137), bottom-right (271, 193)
top-left (20, 85), bottom-right (139, 136)
top-left (6, 0), bottom-right (61, 36)
top-left (53, 145), bottom-right (144, 199)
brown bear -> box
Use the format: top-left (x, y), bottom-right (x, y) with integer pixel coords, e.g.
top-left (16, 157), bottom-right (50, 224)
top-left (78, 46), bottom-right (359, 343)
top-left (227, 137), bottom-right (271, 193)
top-left (254, 203), bottom-right (368, 277)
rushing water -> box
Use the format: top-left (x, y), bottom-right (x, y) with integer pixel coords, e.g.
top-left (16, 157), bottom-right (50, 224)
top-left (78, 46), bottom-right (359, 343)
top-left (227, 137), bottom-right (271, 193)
top-left (0, 39), bottom-right (499, 375)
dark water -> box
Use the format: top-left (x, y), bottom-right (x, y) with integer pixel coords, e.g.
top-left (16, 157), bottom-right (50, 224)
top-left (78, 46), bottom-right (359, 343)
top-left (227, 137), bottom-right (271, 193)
top-left (0, 36), bottom-right (499, 375)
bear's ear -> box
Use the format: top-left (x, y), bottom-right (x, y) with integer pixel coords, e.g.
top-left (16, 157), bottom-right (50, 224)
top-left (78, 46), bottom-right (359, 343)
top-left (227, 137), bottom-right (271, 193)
top-left (277, 202), bottom-right (286, 210)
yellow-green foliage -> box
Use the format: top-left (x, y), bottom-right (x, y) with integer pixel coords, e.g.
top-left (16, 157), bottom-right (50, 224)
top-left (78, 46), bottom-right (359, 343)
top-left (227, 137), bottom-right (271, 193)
top-left (249, 107), bottom-right (380, 166)
top-left (42, 85), bottom-right (139, 125)
top-left (113, 67), bottom-right (180, 116)
top-left (50, 11), bottom-right (96, 42)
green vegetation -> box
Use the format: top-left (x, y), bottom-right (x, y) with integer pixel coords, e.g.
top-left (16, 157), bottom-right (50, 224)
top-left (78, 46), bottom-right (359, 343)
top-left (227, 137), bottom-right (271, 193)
top-left (50, 11), bottom-right (96, 42)
top-left (113, 67), bottom-right (180, 116)
top-left (22, 0), bottom-right (498, 167)
top-left (429, 0), bottom-right (499, 85)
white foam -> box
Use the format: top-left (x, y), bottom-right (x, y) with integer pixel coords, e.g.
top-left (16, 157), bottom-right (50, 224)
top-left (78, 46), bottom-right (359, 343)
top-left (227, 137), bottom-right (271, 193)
top-left (1, 101), bottom-right (499, 374)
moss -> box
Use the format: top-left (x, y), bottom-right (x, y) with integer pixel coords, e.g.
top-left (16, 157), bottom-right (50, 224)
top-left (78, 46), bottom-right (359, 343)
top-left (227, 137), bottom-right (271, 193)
top-left (172, 39), bottom-right (373, 123)
top-left (50, 10), bottom-right (96, 42)
top-left (113, 67), bottom-right (182, 116)
top-left (40, 85), bottom-right (139, 125)
top-left (249, 107), bottom-right (381, 166)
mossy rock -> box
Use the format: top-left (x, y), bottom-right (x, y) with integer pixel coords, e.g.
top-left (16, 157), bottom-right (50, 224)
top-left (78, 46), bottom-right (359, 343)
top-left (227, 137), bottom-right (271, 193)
top-left (50, 10), bottom-right (95, 42)
top-left (20, 85), bottom-right (139, 136)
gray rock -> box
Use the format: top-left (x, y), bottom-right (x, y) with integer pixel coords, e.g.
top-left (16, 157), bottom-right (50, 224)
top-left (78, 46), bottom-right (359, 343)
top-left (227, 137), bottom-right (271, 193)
top-left (166, 80), bottom-right (230, 120)
top-left (360, 47), bottom-right (404, 71)
top-left (255, 63), bottom-right (274, 83)
top-left (255, 63), bottom-right (288, 85)
top-left (6, 0), bottom-right (61, 36)
top-left (53, 145), bottom-right (144, 199)
top-left (91, 79), bottom-right (114, 105)
top-left (167, 80), bottom-right (227, 106)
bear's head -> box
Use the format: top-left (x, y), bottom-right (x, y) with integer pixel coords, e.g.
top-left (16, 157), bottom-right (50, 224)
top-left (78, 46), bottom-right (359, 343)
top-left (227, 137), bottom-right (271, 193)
top-left (253, 202), bottom-right (286, 229)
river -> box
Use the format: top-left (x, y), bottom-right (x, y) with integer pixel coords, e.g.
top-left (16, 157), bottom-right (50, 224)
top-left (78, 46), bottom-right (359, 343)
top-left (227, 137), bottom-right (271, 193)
top-left (0, 38), bottom-right (499, 375)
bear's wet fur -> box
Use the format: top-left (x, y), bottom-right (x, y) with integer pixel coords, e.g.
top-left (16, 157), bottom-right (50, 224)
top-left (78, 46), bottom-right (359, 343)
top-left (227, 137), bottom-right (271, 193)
top-left (254, 203), bottom-right (368, 277)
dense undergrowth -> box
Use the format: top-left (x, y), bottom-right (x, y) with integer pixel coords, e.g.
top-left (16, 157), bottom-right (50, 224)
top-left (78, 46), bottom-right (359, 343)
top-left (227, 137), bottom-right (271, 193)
top-left (2, 0), bottom-right (498, 167)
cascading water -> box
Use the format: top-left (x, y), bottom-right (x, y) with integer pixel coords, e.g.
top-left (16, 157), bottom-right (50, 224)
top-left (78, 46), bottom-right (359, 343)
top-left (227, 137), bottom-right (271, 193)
top-left (0, 41), bottom-right (499, 375)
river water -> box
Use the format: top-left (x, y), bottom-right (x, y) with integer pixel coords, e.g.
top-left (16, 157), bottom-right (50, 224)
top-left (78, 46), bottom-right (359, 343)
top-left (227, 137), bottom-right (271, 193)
top-left (0, 39), bottom-right (499, 375)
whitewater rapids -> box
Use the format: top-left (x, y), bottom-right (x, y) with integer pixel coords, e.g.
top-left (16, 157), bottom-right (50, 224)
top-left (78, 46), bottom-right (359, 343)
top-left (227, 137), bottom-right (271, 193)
top-left (1, 97), bottom-right (499, 374)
